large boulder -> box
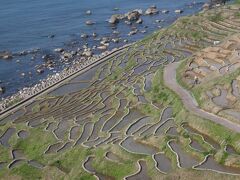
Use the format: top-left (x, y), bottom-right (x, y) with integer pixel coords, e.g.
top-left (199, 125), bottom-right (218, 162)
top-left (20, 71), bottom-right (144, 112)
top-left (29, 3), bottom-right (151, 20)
top-left (126, 10), bottom-right (141, 21)
top-left (109, 14), bottom-right (123, 24)
top-left (0, 51), bottom-right (12, 60)
top-left (0, 86), bottom-right (5, 94)
top-left (145, 5), bottom-right (159, 15)
top-left (85, 20), bottom-right (95, 25)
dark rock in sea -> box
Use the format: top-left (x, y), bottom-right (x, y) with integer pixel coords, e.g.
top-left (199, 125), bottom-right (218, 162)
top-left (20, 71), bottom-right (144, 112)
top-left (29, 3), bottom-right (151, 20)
top-left (162, 9), bottom-right (169, 14)
top-left (82, 49), bottom-right (93, 57)
top-left (36, 68), bottom-right (44, 74)
top-left (126, 10), bottom-right (141, 21)
top-left (0, 51), bottom-right (13, 60)
top-left (109, 14), bottom-right (122, 24)
top-left (85, 20), bottom-right (95, 25)
top-left (145, 5), bottom-right (159, 15)
top-left (54, 48), bottom-right (64, 53)
top-left (92, 32), bottom-right (97, 37)
top-left (86, 10), bottom-right (92, 15)
top-left (48, 34), bottom-right (55, 38)
top-left (136, 18), bottom-right (143, 24)
top-left (113, 7), bottom-right (119, 11)
top-left (113, 30), bottom-right (119, 34)
top-left (0, 87), bottom-right (6, 94)
top-left (175, 9), bottom-right (183, 14)
top-left (112, 38), bottom-right (119, 43)
top-left (81, 33), bottom-right (89, 38)
top-left (128, 29), bottom-right (138, 36)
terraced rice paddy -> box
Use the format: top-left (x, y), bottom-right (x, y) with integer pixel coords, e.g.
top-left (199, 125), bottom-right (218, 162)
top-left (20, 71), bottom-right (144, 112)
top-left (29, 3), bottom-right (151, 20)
top-left (0, 3), bottom-right (240, 179)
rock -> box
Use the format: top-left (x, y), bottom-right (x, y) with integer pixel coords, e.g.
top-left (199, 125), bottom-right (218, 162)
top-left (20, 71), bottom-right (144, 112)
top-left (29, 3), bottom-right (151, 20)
top-left (112, 38), bottom-right (119, 43)
top-left (54, 48), bottom-right (64, 53)
top-left (3, 55), bottom-right (13, 60)
top-left (92, 32), bottom-right (97, 37)
top-left (0, 51), bottom-right (12, 59)
top-left (109, 14), bottom-right (122, 24)
top-left (82, 50), bottom-right (93, 57)
top-left (113, 7), bottom-right (119, 11)
top-left (36, 68), bottom-right (44, 74)
top-left (48, 34), bottom-right (55, 38)
top-left (128, 29), bottom-right (138, 36)
top-left (81, 34), bottom-right (89, 38)
top-left (202, 3), bottom-right (210, 10)
top-left (162, 9), bottom-right (169, 14)
top-left (85, 20), bottom-right (95, 25)
top-left (86, 10), bottom-right (92, 15)
top-left (97, 45), bottom-right (107, 50)
top-left (127, 10), bottom-right (141, 21)
top-left (136, 18), bottom-right (143, 24)
top-left (0, 87), bottom-right (5, 94)
top-left (63, 52), bottom-right (72, 59)
top-left (175, 9), bottom-right (183, 14)
top-left (113, 30), bottom-right (119, 34)
top-left (145, 5), bottom-right (159, 15)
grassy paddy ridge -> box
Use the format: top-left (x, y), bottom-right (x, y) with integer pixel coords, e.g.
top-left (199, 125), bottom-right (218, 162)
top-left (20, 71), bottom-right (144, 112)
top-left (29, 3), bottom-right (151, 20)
top-left (1, 2), bottom-right (240, 180)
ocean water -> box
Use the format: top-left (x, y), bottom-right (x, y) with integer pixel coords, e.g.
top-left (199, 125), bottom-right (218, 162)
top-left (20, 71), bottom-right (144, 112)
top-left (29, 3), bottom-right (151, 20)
top-left (0, 0), bottom-right (207, 98)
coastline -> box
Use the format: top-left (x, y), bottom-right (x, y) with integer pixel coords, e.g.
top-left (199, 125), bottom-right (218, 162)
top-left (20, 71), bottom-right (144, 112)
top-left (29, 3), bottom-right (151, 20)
top-left (0, 43), bottom-right (132, 118)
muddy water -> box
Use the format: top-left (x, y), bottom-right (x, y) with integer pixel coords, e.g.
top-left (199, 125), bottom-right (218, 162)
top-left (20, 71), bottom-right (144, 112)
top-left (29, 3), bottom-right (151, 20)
top-left (111, 109), bottom-right (143, 132)
top-left (102, 111), bottom-right (125, 132)
top-left (126, 117), bottom-right (151, 135)
top-left (190, 139), bottom-right (205, 152)
top-left (169, 141), bottom-right (199, 168)
top-left (49, 82), bottom-right (91, 96)
top-left (144, 73), bottom-right (153, 91)
top-left (160, 107), bottom-right (173, 122)
top-left (166, 126), bottom-right (178, 136)
top-left (195, 155), bottom-right (240, 175)
top-left (212, 89), bottom-right (229, 108)
top-left (232, 80), bottom-right (239, 97)
top-left (153, 153), bottom-right (172, 173)
top-left (0, 128), bottom-right (16, 147)
top-left (17, 130), bottom-right (29, 139)
top-left (69, 126), bottom-right (81, 140)
top-left (155, 119), bottom-right (175, 136)
top-left (75, 122), bottom-right (93, 145)
top-left (57, 141), bottom-right (73, 153)
top-left (126, 160), bottom-right (151, 180)
top-left (121, 136), bottom-right (157, 155)
top-left (45, 142), bottom-right (64, 154)
top-left (54, 120), bottom-right (70, 139)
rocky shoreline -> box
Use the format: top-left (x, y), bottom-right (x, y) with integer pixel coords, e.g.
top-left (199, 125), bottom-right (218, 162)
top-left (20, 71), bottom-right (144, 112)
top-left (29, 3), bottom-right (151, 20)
top-left (0, 43), bottom-right (131, 114)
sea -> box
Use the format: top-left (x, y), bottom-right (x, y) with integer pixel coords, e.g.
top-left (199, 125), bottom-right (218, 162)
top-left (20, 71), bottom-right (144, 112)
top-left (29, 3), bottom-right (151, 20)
top-left (0, 0), bottom-right (208, 99)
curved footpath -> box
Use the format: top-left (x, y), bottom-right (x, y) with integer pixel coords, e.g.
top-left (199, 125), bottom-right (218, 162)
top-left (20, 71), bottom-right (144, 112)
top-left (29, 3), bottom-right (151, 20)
top-left (0, 44), bottom-right (131, 119)
top-left (164, 62), bottom-right (240, 133)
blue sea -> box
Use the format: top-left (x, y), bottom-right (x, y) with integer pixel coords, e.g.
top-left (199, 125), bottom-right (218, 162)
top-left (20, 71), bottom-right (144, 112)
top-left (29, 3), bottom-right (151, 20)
top-left (0, 0), bottom-right (207, 98)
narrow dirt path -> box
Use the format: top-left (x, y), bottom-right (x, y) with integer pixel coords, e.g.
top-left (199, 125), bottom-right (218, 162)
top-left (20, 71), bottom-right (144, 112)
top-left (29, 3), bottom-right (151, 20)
top-left (164, 62), bottom-right (240, 133)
